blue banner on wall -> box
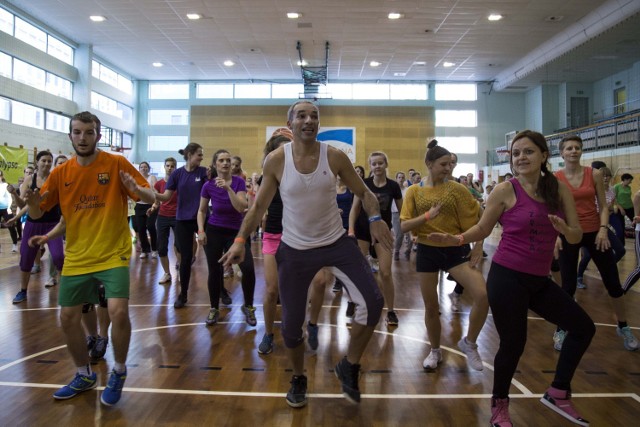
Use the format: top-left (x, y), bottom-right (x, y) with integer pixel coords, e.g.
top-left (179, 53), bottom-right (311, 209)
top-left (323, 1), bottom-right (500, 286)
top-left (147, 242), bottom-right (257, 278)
top-left (266, 126), bottom-right (356, 162)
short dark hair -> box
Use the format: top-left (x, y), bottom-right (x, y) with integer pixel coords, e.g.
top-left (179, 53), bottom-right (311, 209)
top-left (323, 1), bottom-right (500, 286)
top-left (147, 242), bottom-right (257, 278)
top-left (591, 160), bottom-right (607, 170)
top-left (621, 173), bottom-right (633, 181)
top-left (69, 111), bottom-right (101, 135)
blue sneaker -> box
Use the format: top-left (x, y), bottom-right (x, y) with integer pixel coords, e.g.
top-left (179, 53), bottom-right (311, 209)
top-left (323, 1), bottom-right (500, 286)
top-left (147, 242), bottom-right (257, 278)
top-left (307, 322), bottom-right (319, 351)
top-left (53, 373), bottom-right (97, 400)
top-left (100, 369), bottom-right (127, 406)
top-left (12, 290), bottom-right (27, 304)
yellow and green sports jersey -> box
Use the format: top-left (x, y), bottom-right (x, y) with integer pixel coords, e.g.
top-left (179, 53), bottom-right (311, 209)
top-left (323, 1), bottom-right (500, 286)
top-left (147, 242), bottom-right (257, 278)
top-left (400, 180), bottom-right (480, 247)
top-left (40, 151), bottom-right (149, 275)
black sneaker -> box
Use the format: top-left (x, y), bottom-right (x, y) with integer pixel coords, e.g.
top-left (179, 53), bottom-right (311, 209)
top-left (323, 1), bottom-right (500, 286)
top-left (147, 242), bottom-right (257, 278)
top-left (286, 375), bottom-right (308, 408)
top-left (221, 289), bottom-right (233, 305)
top-left (334, 356), bottom-right (361, 403)
top-left (346, 302), bottom-right (356, 318)
top-left (90, 336), bottom-right (109, 360)
top-left (174, 294), bottom-right (187, 309)
top-left (386, 310), bottom-right (399, 327)
top-left (86, 335), bottom-right (97, 351)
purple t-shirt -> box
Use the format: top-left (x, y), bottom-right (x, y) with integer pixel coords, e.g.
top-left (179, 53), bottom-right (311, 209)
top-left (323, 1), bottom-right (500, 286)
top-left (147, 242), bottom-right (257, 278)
top-left (492, 178), bottom-right (562, 276)
top-left (200, 175), bottom-right (247, 230)
top-left (166, 166), bottom-right (208, 221)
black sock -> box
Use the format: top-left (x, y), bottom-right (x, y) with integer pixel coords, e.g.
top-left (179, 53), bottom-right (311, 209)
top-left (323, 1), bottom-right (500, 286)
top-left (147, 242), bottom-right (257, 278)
top-left (618, 321), bottom-right (628, 329)
top-left (308, 321), bottom-right (316, 327)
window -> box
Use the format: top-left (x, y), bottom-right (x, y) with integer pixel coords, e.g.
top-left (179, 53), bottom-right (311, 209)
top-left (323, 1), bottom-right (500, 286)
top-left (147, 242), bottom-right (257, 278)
top-left (0, 8), bottom-right (13, 35)
top-left (149, 83), bottom-right (189, 99)
top-left (455, 163), bottom-right (478, 179)
top-left (435, 83), bottom-right (477, 101)
top-left (92, 60), bottom-right (133, 94)
top-left (353, 84), bottom-right (390, 100)
top-left (435, 110), bottom-right (477, 127)
top-left (234, 83), bottom-right (271, 98)
top-left (327, 83), bottom-right (353, 99)
top-left (0, 51), bottom-right (11, 78)
top-left (47, 36), bottom-right (73, 65)
top-left (46, 111), bottom-right (70, 133)
top-left (46, 73), bottom-right (72, 99)
top-left (0, 97), bottom-right (10, 121)
top-left (272, 84), bottom-right (304, 99)
top-left (148, 135), bottom-right (188, 151)
top-left (14, 17), bottom-right (46, 52)
top-left (148, 110), bottom-right (189, 125)
top-left (91, 92), bottom-right (118, 117)
top-left (196, 83), bottom-right (233, 98)
top-left (13, 58), bottom-right (45, 91)
top-left (437, 137), bottom-right (477, 154)
top-left (390, 84), bottom-right (428, 100)
top-left (11, 100), bottom-right (44, 129)
top-left (117, 74), bottom-right (133, 94)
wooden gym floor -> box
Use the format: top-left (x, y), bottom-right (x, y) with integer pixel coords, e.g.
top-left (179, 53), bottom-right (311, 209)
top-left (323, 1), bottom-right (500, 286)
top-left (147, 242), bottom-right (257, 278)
top-left (0, 227), bottom-right (639, 426)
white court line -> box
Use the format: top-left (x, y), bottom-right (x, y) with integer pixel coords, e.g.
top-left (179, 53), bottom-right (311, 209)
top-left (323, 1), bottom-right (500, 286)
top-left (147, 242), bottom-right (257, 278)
top-left (0, 381), bottom-right (638, 402)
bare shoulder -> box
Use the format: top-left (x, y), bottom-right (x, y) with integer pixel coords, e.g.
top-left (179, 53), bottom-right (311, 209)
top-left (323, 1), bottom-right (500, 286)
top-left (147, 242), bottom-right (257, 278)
top-left (263, 145), bottom-right (285, 181)
top-left (326, 145), bottom-right (351, 173)
top-left (490, 180), bottom-right (515, 202)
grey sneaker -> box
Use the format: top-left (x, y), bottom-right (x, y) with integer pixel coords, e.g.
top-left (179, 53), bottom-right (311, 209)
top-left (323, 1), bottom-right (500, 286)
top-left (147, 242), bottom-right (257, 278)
top-left (90, 336), bottom-right (109, 360)
top-left (617, 326), bottom-right (639, 351)
top-left (258, 333), bottom-right (274, 354)
top-left (206, 308), bottom-right (219, 326)
top-left (307, 322), bottom-right (319, 351)
top-left (334, 356), bottom-right (361, 403)
top-left (553, 330), bottom-right (566, 351)
top-left (423, 348), bottom-right (442, 370)
top-left (286, 375), bottom-right (307, 408)
top-left (242, 305), bottom-right (257, 327)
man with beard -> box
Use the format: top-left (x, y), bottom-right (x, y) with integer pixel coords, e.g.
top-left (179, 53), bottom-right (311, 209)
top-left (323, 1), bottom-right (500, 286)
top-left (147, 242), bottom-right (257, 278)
top-left (25, 111), bottom-right (155, 406)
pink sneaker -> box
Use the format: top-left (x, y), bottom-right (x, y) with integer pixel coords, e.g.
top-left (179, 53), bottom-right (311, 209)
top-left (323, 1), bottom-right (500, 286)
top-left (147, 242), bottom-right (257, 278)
top-left (490, 398), bottom-right (512, 426)
top-left (540, 386), bottom-right (589, 426)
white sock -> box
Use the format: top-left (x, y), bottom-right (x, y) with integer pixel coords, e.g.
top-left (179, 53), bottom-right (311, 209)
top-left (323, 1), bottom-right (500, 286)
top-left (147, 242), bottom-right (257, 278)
top-left (78, 364), bottom-right (92, 376)
top-left (114, 362), bottom-right (126, 374)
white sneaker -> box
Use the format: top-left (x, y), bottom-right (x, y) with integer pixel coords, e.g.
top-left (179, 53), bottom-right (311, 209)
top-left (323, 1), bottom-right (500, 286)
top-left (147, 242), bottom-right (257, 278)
top-left (617, 326), bottom-right (639, 351)
top-left (151, 251), bottom-right (158, 259)
top-left (366, 255), bottom-right (379, 273)
top-left (158, 273), bottom-right (172, 284)
top-left (139, 253), bottom-right (148, 259)
top-left (11, 244), bottom-right (18, 253)
top-left (423, 348), bottom-right (442, 370)
top-left (458, 337), bottom-right (484, 371)
top-left (449, 292), bottom-right (461, 312)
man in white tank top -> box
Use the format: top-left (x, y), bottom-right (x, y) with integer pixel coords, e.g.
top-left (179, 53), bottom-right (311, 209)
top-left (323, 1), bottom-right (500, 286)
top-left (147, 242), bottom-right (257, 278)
top-left (222, 100), bottom-right (393, 408)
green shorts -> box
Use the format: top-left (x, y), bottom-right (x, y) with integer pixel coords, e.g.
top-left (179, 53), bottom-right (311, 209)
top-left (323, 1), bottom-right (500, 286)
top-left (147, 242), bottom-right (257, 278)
top-left (58, 267), bottom-right (130, 307)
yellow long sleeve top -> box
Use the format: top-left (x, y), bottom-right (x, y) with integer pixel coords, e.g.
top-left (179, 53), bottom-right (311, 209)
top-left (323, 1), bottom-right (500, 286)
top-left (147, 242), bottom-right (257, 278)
top-left (400, 180), bottom-right (480, 247)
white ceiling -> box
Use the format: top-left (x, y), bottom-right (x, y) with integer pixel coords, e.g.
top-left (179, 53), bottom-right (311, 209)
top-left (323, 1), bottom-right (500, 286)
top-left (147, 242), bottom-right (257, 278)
top-left (5, 0), bottom-right (640, 91)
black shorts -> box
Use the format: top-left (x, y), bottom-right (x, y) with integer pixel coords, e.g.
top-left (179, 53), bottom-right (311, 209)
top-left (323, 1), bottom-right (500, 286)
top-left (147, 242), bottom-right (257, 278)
top-left (416, 243), bottom-right (470, 273)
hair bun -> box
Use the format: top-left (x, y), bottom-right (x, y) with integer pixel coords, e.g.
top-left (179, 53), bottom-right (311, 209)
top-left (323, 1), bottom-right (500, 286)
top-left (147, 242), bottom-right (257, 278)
top-left (427, 139), bottom-right (438, 149)
top-left (178, 149), bottom-right (185, 155)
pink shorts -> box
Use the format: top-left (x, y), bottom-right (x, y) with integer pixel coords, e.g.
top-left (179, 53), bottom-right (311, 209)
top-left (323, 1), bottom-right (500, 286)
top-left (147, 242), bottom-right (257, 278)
top-left (262, 232), bottom-right (282, 255)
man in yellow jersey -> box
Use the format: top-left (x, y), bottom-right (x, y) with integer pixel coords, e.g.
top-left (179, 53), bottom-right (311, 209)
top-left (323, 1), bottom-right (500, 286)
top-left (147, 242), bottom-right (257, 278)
top-left (26, 111), bottom-right (155, 406)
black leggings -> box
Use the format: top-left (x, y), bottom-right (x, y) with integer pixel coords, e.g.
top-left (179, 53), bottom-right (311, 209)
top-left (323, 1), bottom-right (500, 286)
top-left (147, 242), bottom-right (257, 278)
top-left (558, 230), bottom-right (623, 298)
top-left (204, 224), bottom-right (255, 309)
top-left (134, 203), bottom-right (158, 253)
top-left (174, 219), bottom-right (198, 297)
top-left (488, 262), bottom-right (595, 398)
top-left (0, 209), bottom-right (18, 244)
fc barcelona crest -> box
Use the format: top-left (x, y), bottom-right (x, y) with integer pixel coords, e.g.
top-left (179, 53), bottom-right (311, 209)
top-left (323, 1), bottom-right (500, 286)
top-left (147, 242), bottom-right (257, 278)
top-left (97, 173), bottom-right (110, 185)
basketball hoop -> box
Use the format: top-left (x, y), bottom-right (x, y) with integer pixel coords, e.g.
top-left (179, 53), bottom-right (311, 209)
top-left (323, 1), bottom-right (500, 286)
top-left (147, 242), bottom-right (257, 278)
top-left (495, 149), bottom-right (510, 163)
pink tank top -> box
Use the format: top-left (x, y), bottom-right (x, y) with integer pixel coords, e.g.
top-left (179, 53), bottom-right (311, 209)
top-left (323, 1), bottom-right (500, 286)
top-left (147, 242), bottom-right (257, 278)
top-left (492, 179), bottom-right (561, 276)
top-left (555, 167), bottom-right (600, 233)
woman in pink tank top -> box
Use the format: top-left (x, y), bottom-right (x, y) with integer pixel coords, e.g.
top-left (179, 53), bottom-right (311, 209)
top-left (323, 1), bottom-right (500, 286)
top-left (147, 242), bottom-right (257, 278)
top-left (429, 130), bottom-right (593, 426)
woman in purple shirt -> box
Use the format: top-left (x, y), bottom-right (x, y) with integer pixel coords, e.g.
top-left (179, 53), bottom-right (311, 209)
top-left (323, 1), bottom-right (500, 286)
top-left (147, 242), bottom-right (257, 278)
top-left (429, 130), bottom-right (593, 427)
top-left (197, 149), bottom-right (256, 327)
top-left (156, 143), bottom-right (208, 309)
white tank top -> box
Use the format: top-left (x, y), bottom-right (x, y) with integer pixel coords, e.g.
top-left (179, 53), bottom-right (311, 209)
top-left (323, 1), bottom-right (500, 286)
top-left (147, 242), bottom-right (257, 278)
top-left (280, 142), bottom-right (345, 249)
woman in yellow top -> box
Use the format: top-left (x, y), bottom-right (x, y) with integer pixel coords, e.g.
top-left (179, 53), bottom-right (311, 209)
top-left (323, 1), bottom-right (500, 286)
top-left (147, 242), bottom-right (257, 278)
top-left (400, 139), bottom-right (489, 372)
